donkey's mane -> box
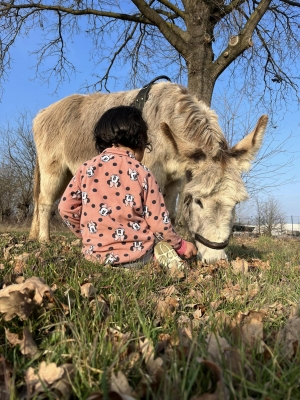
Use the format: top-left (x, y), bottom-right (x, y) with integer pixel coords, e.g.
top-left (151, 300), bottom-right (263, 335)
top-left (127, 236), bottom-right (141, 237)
top-left (163, 84), bottom-right (228, 155)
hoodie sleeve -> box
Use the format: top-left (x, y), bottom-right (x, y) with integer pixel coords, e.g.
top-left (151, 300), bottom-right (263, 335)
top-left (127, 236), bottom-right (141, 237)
top-left (58, 168), bottom-right (83, 238)
top-left (141, 170), bottom-right (183, 249)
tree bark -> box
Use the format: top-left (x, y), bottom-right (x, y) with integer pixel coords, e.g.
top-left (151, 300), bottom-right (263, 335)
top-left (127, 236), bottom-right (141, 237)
top-left (183, 1), bottom-right (216, 103)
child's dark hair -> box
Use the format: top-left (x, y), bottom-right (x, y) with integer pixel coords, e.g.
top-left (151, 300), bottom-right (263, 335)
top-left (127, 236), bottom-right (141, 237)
top-left (94, 106), bottom-right (152, 153)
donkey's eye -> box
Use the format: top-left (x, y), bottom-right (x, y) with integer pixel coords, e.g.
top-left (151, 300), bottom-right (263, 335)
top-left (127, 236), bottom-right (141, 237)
top-left (195, 198), bottom-right (203, 208)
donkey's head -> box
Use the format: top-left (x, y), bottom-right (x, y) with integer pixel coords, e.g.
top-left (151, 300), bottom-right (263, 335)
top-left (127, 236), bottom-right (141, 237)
top-left (161, 113), bottom-right (268, 263)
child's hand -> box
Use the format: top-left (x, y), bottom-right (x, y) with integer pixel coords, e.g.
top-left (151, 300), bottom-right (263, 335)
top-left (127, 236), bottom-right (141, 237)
top-left (183, 241), bottom-right (197, 258)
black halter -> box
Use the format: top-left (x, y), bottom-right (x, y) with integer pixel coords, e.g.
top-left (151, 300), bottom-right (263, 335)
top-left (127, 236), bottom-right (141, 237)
top-left (195, 233), bottom-right (230, 250)
top-left (130, 75), bottom-right (171, 111)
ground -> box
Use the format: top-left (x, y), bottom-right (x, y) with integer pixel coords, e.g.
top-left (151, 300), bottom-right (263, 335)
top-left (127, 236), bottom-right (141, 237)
top-left (0, 230), bottom-right (300, 399)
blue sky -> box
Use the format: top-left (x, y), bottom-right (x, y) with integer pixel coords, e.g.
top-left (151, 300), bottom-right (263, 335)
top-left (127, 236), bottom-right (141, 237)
top-left (0, 23), bottom-right (299, 220)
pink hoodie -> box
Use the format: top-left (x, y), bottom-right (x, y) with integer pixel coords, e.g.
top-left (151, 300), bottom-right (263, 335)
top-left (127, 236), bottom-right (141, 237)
top-left (59, 148), bottom-right (185, 265)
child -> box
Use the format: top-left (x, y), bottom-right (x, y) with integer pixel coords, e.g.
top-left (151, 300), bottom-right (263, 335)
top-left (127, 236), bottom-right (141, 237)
top-left (58, 106), bottom-right (197, 269)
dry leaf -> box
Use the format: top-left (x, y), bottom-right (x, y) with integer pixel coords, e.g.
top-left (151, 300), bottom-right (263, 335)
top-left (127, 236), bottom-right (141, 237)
top-left (0, 356), bottom-right (13, 400)
top-left (277, 315), bottom-right (300, 359)
top-left (0, 276), bottom-right (54, 321)
top-left (216, 259), bottom-right (230, 268)
top-left (177, 314), bottom-right (191, 328)
top-left (241, 313), bottom-right (265, 352)
top-left (169, 326), bottom-right (193, 358)
top-left (223, 347), bottom-right (254, 384)
top-left (155, 296), bottom-right (179, 318)
top-left (87, 391), bottom-right (135, 400)
top-left (231, 311), bottom-right (266, 353)
top-left (193, 308), bottom-right (203, 319)
top-left (194, 359), bottom-right (229, 400)
top-left (71, 239), bottom-right (82, 246)
top-left (220, 283), bottom-right (243, 302)
top-left (81, 283), bottom-right (97, 299)
top-left (188, 288), bottom-right (204, 302)
top-left (157, 285), bottom-right (178, 297)
top-left (106, 327), bottom-right (132, 361)
top-left (186, 271), bottom-right (205, 286)
top-left (210, 300), bottom-right (224, 310)
top-left (231, 257), bottom-right (248, 274)
top-left (111, 371), bottom-right (136, 399)
top-left (15, 276), bottom-right (25, 284)
top-left (89, 295), bottom-right (110, 316)
top-left (247, 282), bottom-right (260, 299)
top-left (206, 333), bottom-right (230, 362)
top-left (5, 327), bottom-right (38, 356)
top-left (248, 258), bottom-right (270, 271)
top-left (26, 361), bottom-right (74, 398)
top-left (168, 266), bottom-right (185, 279)
top-left (13, 252), bottom-right (30, 274)
top-left (206, 333), bottom-right (254, 385)
top-left (139, 338), bottom-right (164, 379)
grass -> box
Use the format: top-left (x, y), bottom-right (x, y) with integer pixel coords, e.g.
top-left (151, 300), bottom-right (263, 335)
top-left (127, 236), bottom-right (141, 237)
top-left (0, 230), bottom-right (300, 399)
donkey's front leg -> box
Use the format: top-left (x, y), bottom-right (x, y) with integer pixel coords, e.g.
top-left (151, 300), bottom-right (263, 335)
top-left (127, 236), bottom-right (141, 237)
top-left (163, 179), bottom-right (183, 225)
top-left (39, 202), bottom-right (54, 242)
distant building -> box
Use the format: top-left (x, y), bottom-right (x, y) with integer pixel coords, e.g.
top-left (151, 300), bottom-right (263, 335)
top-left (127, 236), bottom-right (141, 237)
top-left (232, 224), bottom-right (256, 233)
top-left (232, 222), bottom-right (300, 237)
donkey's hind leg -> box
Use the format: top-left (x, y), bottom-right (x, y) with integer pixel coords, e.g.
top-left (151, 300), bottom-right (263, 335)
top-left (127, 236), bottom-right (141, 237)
top-left (38, 168), bottom-right (73, 242)
top-left (29, 160), bottom-right (41, 240)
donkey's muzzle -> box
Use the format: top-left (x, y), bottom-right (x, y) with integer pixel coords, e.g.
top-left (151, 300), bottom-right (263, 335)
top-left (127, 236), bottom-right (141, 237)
top-left (195, 233), bottom-right (229, 250)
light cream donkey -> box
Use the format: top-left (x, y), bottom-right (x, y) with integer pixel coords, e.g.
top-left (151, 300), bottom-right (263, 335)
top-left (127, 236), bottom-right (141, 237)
top-left (30, 82), bottom-right (268, 262)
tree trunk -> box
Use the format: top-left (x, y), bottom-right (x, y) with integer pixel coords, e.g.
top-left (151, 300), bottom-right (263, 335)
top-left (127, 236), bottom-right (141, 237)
top-left (175, 1), bottom-right (215, 225)
top-left (185, 1), bottom-right (215, 104)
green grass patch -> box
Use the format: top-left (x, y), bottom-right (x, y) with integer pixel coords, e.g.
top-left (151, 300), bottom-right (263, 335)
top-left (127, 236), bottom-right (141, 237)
top-left (0, 231), bottom-right (300, 399)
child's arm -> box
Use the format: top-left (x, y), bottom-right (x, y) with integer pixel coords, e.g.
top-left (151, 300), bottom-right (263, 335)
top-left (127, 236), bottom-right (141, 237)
top-left (58, 169), bottom-right (83, 238)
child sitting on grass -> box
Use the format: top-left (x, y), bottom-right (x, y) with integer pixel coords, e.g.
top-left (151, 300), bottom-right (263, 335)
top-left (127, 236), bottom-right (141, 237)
top-left (58, 105), bottom-right (197, 269)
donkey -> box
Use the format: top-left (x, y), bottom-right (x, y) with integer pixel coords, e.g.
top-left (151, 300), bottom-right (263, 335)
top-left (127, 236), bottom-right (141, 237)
top-left (29, 81), bottom-right (268, 262)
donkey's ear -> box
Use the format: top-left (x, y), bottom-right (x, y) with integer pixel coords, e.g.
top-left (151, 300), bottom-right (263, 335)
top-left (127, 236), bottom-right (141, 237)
top-left (160, 122), bottom-right (179, 153)
top-left (231, 115), bottom-right (268, 172)
top-left (160, 122), bottom-right (206, 161)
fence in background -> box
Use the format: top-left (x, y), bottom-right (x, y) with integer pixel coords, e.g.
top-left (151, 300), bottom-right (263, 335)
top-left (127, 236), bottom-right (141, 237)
top-left (233, 216), bottom-right (300, 237)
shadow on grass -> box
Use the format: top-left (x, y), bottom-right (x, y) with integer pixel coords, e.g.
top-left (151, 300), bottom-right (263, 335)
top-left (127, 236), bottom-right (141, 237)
top-left (227, 243), bottom-right (264, 261)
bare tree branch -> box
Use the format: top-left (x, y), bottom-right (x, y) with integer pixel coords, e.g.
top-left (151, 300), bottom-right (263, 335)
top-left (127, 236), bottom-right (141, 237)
top-left (90, 22), bottom-right (139, 92)
top-left (0, 0), bottom-right (300, 109)
top-left (156, 0), bottom-right (186, 20)
top-left (212, 0), bottom-right (272, 80)
top-left (212, 0), bottom-right (247, 21)
top-left (0, 2), bottom-right (153, 24)
top-left (131, 0), bottom-right (188, 56)
top-left (281, 0), bottom-right (300, 6)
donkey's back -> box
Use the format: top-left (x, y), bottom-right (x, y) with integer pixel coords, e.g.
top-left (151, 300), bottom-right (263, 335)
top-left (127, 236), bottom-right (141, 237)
top-left (34, 91), bottom-right (141, 174)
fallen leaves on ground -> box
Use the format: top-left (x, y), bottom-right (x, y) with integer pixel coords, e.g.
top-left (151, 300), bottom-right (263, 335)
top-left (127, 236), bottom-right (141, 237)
top-left (0, 356), bottom-right (13, 400)
top-left (1, 233), bottom-right (300, 400)
top-left (277, 313), bottom-right (300, 359)
top-left (231, 257), bottom-right (249, 274)
top-left (111, 370), bottom-right (137, 399)
top-left (11, 252), bottom-right (30, 274)
top-left (81, 282), bottom-right (97, 299)
top-left (220, 281), bottom-right (260, 303)
top-left (0, 276), bottom-right (54, 321)
top-left (26, 361), bottom-right (75, 399)
top-left (248, 258), bottom-right (270, 271)
top-left (5, 327), bottom-right (38, 357)
top-left (139, 337), bottom-right (164, 379)
top-left (193, 359), bottom-right (230, 400)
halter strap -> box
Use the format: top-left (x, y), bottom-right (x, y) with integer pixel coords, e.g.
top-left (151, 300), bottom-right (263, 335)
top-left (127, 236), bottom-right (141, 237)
top-left (195, 233), bottom-right (230, 250)
top-left (130, 75), bottom-right (171, 111)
